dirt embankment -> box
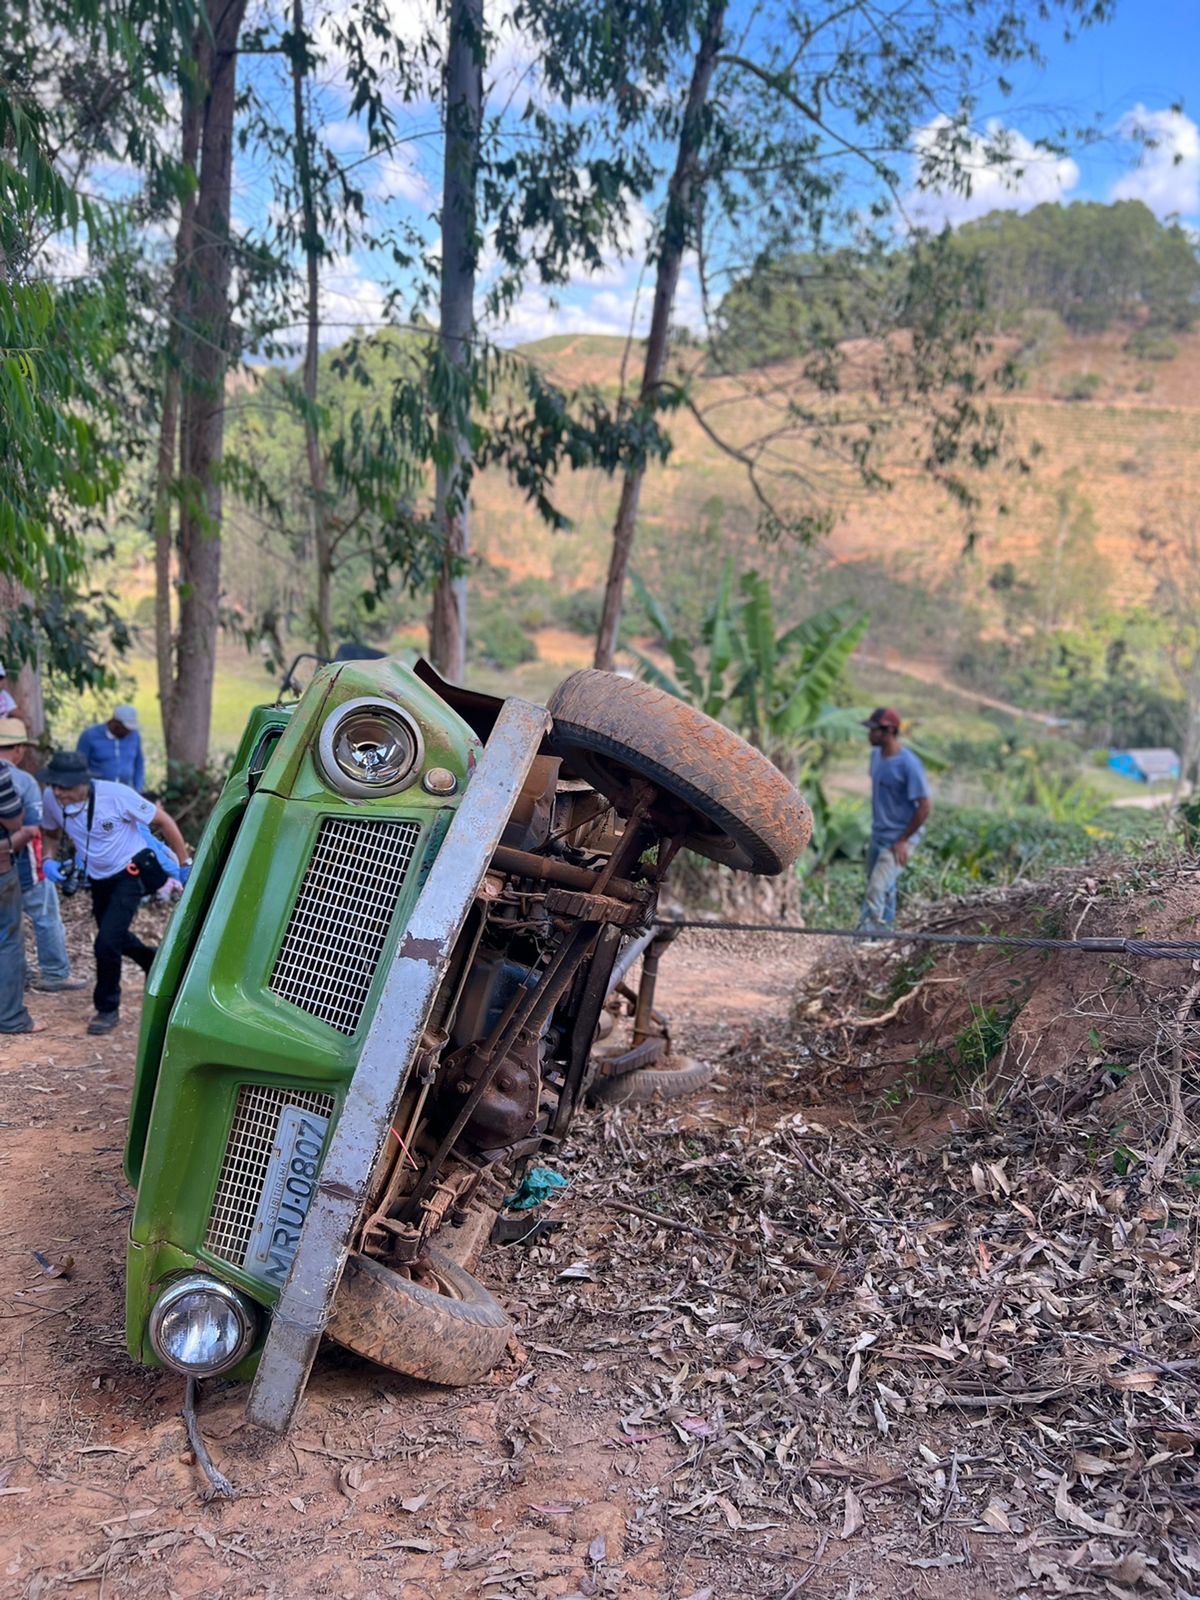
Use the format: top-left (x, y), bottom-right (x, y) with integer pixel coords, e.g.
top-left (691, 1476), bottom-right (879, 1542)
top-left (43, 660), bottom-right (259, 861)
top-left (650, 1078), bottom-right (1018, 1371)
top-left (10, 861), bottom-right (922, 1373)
top-left (2, 871), bottom-right (1198, 1598)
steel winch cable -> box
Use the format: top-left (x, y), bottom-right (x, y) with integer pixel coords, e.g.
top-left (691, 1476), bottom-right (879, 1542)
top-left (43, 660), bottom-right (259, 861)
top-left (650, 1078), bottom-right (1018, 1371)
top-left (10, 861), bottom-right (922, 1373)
top-left (651, 919), bottom-right (1200, 963)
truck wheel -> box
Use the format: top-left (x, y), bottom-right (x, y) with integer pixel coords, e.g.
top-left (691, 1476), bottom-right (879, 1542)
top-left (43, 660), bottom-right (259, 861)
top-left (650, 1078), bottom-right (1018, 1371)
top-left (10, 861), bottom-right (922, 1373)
top-left (591, 1055), bottom-right (718, 1106)
top-left (547, 670), bottom-right (811, 874)
top-left (326, 1246), bottom-right (512, 1386)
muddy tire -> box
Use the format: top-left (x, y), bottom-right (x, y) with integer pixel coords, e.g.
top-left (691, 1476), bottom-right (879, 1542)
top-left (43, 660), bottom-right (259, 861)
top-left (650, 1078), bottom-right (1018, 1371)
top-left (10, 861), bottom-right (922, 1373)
top-left (591, 1055), bottom-right (718, 1106)
top-left (547, 670), bottom-right (811, 874)
top-left (326, 1246), bottom-right (512, 1386)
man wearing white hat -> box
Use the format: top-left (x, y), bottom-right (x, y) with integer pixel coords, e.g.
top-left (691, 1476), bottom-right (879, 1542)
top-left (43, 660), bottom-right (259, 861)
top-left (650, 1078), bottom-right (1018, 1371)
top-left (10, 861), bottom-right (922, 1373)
top-left (76, 705), bottom-right (145, 793)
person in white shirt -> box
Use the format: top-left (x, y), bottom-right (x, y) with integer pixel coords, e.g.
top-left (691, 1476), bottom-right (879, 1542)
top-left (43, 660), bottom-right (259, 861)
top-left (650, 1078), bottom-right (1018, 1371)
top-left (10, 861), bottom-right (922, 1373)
top-left (39, 750), bottom-right (191, 1036)
top-left (0, 662), bottom-right (17, 721)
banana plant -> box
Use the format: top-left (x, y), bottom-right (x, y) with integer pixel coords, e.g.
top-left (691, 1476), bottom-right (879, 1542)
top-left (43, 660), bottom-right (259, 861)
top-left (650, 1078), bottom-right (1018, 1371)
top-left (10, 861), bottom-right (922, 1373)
top-left (629, 560), bottom-right (870, 782)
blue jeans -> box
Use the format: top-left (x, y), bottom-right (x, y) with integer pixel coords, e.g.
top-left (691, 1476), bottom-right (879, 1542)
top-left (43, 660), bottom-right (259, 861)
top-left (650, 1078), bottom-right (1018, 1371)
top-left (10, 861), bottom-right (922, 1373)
top-left (0, 865), bottom-right (34, 1033)
top-left (18, 851), bottom-right (70, 982)
top-left (859, 840), bottom-right (902, 931)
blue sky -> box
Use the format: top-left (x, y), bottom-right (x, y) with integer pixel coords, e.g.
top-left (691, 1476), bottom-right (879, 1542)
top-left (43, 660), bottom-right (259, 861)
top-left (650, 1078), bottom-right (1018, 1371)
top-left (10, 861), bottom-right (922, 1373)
top-left (213, 0), bottom-right (1200, 349)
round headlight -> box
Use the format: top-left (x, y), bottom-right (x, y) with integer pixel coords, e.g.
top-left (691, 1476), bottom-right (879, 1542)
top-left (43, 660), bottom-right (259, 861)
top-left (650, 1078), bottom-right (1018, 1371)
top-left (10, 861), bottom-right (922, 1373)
top-left (148, 1275), bottom-right (258, 1376)
top-left (317, 697), bottom-right (424, 797)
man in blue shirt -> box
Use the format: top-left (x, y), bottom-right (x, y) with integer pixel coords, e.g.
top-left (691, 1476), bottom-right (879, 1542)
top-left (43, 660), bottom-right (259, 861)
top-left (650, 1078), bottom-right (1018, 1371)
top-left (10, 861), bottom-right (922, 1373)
top-left (859, 707), bottom-right (931, 933)
top-left (77, 704), bottom-right (145, 793)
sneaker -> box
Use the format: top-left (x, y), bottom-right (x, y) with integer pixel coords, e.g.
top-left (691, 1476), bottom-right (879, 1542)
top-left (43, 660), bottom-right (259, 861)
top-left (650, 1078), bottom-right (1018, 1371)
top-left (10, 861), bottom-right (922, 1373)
top-left (87, 1011), bottom-right (120, 1035)
top-left (32, 977), bottom-right (87, 992)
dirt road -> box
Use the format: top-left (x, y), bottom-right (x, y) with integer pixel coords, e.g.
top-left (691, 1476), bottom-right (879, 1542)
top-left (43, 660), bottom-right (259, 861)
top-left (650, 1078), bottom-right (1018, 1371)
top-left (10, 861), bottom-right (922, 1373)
top-left (6, 882), bottom-right (1194, 1600)
top-left (0, 903), bottom-right (820, 1600)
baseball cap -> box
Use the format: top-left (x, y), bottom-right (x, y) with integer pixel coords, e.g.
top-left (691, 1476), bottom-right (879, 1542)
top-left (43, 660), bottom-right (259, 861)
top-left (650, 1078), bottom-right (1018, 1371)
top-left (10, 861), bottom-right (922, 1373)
top-left (112, 703), bottom-right (139, 728)
top-left (863, 707), bottom-right (901, 730)
top-left (0, 717), bottom-right (27, 747)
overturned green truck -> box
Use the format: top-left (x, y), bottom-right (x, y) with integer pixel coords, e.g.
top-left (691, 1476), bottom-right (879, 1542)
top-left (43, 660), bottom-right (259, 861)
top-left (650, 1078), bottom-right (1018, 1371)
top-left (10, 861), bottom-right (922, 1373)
top-left (124, 656), bottom-right (811, 1431)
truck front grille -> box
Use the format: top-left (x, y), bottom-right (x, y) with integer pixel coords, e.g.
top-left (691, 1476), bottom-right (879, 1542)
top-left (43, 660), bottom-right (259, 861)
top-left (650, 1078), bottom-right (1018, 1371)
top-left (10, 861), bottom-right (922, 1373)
top-left (269, 816), bottom-right (421, 1035)
top-left (204, 1084), bottom-right (336, 1268)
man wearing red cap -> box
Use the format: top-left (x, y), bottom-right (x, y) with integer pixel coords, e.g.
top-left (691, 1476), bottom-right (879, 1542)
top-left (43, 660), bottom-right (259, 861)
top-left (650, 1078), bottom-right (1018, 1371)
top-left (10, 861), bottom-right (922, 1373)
top-left (858, 708), bottom-right (931, 934)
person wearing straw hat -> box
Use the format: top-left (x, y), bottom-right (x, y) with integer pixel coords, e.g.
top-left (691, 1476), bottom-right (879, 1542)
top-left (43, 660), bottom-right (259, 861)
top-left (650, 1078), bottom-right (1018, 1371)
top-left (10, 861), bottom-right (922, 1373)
top-left (0, 756), bottom-right (42, 1034)
top-left (76, 704), bottom-right (145, 793)
top-left (39, 751), bottom-right (190, 1035)
top-left (0, 718), bottom-right (83, 993)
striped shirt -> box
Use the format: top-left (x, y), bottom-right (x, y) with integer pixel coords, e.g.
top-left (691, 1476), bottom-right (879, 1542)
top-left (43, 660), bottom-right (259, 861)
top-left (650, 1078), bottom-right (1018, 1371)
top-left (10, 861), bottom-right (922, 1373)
top-left (0, 765), bottom-right (20, 872)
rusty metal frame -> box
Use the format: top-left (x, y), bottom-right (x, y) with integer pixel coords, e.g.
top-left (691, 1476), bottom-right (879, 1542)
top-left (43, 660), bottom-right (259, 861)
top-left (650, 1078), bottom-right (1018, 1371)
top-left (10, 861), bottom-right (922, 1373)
top-left (246, 697), bottom-right (550, 1435)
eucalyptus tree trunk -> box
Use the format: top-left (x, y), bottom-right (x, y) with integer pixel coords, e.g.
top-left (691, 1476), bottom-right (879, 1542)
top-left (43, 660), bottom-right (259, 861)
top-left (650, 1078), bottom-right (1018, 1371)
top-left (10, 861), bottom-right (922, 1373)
top-left (169, 0), bottom-right (248, 770)
top-left (593, 0), bottom-right (726, 672)
top-left (429, 0), bottom-right (483, 683)
top-left (0, 576), bottom-right (42, 758)
top-left (289, 0), bottom-right (332, 659)
top-left (153, 56), bottom-right (203, 739)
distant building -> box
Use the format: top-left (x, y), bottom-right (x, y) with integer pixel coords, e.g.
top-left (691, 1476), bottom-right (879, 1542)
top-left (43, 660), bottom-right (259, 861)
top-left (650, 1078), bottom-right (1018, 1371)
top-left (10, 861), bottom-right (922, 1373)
top-left (1107, 748), bottom-right (1181, 784)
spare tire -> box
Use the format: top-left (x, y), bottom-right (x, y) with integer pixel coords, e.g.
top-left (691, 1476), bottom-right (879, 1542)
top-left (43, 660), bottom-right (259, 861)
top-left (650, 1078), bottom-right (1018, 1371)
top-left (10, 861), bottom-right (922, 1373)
top-left (548, 670), bottom-right (811, 874)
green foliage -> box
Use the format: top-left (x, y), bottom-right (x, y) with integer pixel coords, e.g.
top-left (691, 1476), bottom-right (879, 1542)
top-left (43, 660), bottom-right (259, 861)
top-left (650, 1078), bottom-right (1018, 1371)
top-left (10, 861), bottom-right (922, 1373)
top-left (921, 802), bottom-right (1096, 882)
top-left (0, 1), bottom-right (191, 690)
top-left (631, 558), bottom-right (870, 876)
top-left (1126, 328), bottom-right (1179, 362)
top-left (161, 755), bottom-right (234, 846)
top-left (805, 796), bottom-right (871, 877)
top-left (957, 622), bottom-right (1184, 750)
top-left (954, 200), bottom-right (1200, 335)
top-left (469, 610), bottom-right (538, 671)
top-left (630, 559), bottom-right (868, 768)
top-left (948, 1001), bottom-right (1020, 1083)
top-left (1058, 371), bottom-right (1103, 402)
top-left (712, 202), bottom-right (1200, 375)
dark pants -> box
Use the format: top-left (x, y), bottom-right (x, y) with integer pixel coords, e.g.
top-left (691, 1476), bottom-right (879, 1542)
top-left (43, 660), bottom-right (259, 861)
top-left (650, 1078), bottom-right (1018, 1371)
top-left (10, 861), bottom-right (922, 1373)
top-left (91, 870), bottom-right (156, 1016)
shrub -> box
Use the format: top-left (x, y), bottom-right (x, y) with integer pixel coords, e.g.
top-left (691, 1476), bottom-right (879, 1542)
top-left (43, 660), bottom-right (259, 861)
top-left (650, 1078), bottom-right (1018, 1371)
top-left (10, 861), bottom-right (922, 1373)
top-left (162, 756), bottom-right (233, 848)
top-left (553, 586), bottom-right (605, 637)
top-left (469, 611), bottom-right (537, 671)
top-left (1127, 328), bottom-right (1178, 362)
top-left (1058, 371), bottom-right (1102, 402)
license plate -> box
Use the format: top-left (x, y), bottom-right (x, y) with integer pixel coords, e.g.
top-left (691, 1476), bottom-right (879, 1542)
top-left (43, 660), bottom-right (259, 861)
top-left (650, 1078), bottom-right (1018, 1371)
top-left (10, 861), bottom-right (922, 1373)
top-left (246, 1103), bottom-right (330, 1289)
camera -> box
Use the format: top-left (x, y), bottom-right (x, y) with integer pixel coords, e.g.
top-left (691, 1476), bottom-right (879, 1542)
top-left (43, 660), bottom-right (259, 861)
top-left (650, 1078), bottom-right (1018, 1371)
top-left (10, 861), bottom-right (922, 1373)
top-left (59, 860), bottom-right (87, 897)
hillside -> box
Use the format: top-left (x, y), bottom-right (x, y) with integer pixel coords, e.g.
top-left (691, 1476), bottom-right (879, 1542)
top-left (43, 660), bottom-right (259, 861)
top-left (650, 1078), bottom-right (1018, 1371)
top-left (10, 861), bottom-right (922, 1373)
top-left (481, 324), bottom-right (1200, 626)
top-left (90, 313), bottom-right (1200, 770)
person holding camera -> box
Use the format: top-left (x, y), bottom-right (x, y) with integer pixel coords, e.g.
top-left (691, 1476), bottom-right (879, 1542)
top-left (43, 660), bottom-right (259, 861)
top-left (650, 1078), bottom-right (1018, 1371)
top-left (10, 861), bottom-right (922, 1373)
top-left (39, 752), bottom-right (191, 1036)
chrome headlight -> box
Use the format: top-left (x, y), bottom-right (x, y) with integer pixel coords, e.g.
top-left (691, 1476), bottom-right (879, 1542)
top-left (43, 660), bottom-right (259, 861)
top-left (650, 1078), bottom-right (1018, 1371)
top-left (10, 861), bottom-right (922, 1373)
top-left (148, 1274), bottom-right (258, 1376)
top-left (317, 697), bottom-right (424, 797)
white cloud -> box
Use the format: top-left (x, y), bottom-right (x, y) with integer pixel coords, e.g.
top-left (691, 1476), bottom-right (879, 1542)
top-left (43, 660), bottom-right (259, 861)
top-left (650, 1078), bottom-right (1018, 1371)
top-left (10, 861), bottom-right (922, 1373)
top-left (312, 0), bottom-right (543, 114)
top-left (319, 252), bottom-right (389, 341)
top-left (321, 119), bottom-right (369, 155)
top-left (905, 116), bottom-right (1079, 230)
top-left (365, 148), bottom-right (433, 206)
top-left (1111, 106), bottom-right (1200, 219)
top-left (485, 252), bottom-right (706, 347)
